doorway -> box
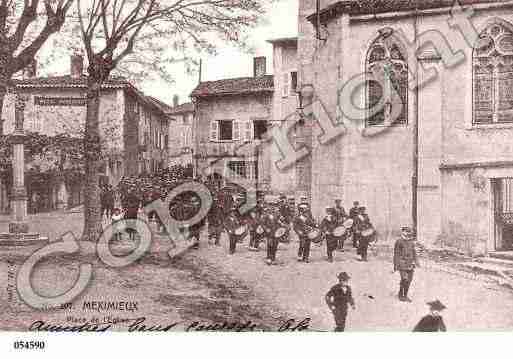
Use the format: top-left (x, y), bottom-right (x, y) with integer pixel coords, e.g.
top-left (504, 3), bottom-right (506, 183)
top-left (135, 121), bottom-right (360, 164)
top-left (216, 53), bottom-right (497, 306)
top-left (493, 178), bottom-right (513, 251)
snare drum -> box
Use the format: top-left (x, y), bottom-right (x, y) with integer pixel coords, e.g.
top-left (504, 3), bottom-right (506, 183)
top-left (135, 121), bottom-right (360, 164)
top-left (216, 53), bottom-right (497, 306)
top-left (308, 228), bottom-right (322, 243)
top-left (332, 226), bottom-right (346, 238)
top-left (274, 227), bottom-right (290, 243)
top-left (342, 218), bottom-right (354, 229)
top-left (361, 227), bottom-right (375, 237)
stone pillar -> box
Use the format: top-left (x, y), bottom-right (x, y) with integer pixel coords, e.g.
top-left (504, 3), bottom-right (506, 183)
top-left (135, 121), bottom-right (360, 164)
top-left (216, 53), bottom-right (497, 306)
top-left (56, 180), bottom-right (68, 210)
top-left (8, 95), bottom-right (29, 234)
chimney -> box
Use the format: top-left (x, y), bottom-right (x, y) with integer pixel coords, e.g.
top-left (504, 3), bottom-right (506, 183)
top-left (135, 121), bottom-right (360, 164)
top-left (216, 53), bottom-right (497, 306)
top-left (253, 56), bottom-right (266, 77)
top-left (173, 94), bottom-right (179, 108)
top-left (23, 59), bottom-right (37, 79)
top-left (70, 54), bottom-right (84, 78)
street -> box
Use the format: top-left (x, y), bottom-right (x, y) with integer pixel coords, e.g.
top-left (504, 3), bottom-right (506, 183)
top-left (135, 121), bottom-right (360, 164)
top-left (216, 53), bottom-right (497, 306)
top-left (1, 212), bottom-right (513, 331)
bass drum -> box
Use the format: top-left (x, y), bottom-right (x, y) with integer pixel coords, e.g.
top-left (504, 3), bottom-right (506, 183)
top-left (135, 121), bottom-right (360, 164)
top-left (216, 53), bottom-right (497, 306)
top-left (308, 228), bottom-right (322, 243)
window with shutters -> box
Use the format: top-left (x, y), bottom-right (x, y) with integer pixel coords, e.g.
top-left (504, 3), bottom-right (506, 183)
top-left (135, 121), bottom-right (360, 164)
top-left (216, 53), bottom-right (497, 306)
top-left (244, 121), bottom-right (253, 141)
top-left (210, 120), bottom-right (219, 141)
top-left (365, 33), bottom-right (408, 127)
top-left (253, 120), bottom-right (268, 140)
top-left (473, 21), bottom-right (513, 125)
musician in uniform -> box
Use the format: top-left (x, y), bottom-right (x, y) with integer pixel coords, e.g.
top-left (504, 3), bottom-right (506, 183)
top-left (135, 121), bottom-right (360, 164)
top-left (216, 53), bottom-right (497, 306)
top-left (349, 201), bottom-right (360, 248)
top-left (207, 195), bottom-right (224, 246)
top-left (293, 203), bottom-right (316, 263)
top-left (248, 198), bottom-right (264, 250)
top-left (320, 207), bottom-right (338, 262)
top-left (325, 272), bottom-right (355, 332)
top-left (356, 207), bottom-right (374, 261)
top-left (334, 199), bottom-right (347, 251)
top-left (262, 201), bottom-right (281, 265)
top-left (224, 207), bottom-right (242, 254)
top-left (393, 226), bottom-right (419, 302)
top-left (188, 197), bottom-right (206, 249)
top-left (413, 300), bottom-right (447, 332)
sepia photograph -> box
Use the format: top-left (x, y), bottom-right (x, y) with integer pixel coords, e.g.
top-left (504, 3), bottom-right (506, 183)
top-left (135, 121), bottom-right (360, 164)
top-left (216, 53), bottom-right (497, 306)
top-left (1, 1), bottom-right (513, 353)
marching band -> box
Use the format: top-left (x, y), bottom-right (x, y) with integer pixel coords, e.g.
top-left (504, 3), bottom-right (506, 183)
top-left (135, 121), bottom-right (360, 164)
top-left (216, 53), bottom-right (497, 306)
top-left (183, 191), bottom-right (378, 265)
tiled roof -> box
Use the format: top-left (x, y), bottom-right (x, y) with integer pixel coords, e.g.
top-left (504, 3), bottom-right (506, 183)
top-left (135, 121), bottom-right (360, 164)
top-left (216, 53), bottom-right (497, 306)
top-left (14, 75), bottom-right (129, 89)
top-left (191, 75), bottom-right (274, 98)
top-left (166, 102), bottom-right (194, 115)
top-left (307, 0), bottom-right (510, 23)
top-left (267, 37), bottom-right (298, 46)
top-left (147, 96), bottom-right (174, 113)
top-left (15, 75), bottom-right (172, 119)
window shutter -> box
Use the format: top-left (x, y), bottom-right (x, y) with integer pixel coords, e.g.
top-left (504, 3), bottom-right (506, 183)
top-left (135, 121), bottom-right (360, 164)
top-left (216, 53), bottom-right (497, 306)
top-left (244, 121), bottom-right (253, 141)
top-left (210, 120), bottom-right (219, 141)
top-left (233, 121), bottom-right (240, 141)
top-left (282, 73), bottom-right (289, 97)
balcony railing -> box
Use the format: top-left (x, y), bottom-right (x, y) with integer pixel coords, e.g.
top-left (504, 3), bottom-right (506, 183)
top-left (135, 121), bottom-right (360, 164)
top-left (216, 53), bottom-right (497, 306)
top-left (195, 141), bottom-right (260, 158)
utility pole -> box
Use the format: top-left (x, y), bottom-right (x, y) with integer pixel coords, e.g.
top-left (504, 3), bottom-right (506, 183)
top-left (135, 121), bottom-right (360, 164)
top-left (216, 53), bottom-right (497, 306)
top-left (412, 1), bottom-right (419, 234)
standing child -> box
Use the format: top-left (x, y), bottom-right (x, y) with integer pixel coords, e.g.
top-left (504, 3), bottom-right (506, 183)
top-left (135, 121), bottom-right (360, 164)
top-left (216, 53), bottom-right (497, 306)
top-left (325, 272), bottom-right (355, 332)
top-left (413, 300), bottom-right (447, 332)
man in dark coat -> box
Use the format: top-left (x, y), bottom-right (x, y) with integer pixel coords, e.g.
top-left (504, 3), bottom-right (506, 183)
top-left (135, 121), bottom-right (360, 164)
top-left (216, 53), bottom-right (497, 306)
top-left (334, 199), bottom-right (347, 251)
top-left (224, 207), bottom-right (242, 254)
top-left (293, 203), bottom-right (316, 263)
top-left (247, 198), bottom-right (264, 250)
top-left (349, 201), bottom-right (360, 248)
top-left (262, 202), bottom-right (281, 265)
top-left (207, 196), bottom-right (224, 246)
top-left (188, 197), bottom-right (206, 249)
top-left (320, 207), bottom-right (338, 262)
top-left (356, 207), bottom-right (374, 261)
top-left (393, 226), bottom-right (420, 302)
top-left (325, 272), bottom-right (355, 332)
top-left (413, 300), bottom-right (447, 332)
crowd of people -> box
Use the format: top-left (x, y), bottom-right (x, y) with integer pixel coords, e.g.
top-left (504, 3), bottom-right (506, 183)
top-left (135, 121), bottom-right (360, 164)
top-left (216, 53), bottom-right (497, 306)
top-left (99, 168), bottom-right (442, 332)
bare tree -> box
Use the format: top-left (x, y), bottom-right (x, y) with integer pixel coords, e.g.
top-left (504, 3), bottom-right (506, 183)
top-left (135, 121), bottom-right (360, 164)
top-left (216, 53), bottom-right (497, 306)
top-left (0, 0), bottom-right (74, 123)
top-left (76, 0), bottom-right (265, 240)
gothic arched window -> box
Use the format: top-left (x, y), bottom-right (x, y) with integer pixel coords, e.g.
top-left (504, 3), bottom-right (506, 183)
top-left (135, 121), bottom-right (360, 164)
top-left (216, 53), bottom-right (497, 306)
top-left (473, 20), bottom-right (513, 124)
top-left (366, 32), bottom-right (408, 127)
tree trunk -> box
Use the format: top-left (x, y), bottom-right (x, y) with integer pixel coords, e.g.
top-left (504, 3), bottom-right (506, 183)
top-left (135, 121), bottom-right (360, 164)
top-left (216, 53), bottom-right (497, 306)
top-left (82, 80), bottom-right (103, 241)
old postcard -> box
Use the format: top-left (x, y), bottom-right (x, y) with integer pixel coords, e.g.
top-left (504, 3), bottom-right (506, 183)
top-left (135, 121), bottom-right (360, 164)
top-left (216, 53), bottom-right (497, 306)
top-left (1, 0), bottom-right (513, 347)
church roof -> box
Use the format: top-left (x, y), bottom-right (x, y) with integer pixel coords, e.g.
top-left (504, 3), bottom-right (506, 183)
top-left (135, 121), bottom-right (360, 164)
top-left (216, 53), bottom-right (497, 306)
top-left (307, 0), bottom-right (510, 24)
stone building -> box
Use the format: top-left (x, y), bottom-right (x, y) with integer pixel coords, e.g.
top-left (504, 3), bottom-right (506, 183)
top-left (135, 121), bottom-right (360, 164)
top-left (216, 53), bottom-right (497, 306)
top-left (294, 0), bottom-right (513, 254)
top-left (0, 55), bottom-right (173, 212)
top-left (191, 57), bottom-right (275, 192)
top-left (165, 96), bottom-right (194, 167)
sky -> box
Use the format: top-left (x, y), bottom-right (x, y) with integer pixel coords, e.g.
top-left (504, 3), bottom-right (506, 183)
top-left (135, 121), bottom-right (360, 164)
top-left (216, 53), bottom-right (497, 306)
top-left (138, 0), bottom-right (299, 106)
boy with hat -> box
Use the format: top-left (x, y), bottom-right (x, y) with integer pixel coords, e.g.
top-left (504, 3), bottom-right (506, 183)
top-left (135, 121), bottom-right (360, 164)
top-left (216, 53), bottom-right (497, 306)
top-left (413, 300), bottom-right (447, 332)
top-left (320, 207), bottom-right (338, 262)
top-left (325, 272), bottom-right (356, 331)
top-left (393, 226), bottom-right (420, 302)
